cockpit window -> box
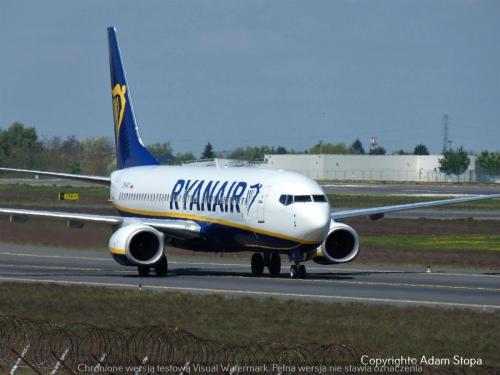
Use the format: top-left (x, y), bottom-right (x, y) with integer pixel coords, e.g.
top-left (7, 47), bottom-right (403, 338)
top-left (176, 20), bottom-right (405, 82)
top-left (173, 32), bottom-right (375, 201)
top-left (313, 194), bottom-right (327, 202)
top-left (279, 194), bottom-right (294, 206)
top-left (294, 195), bottom-right (312, 202)
top-left (280, 194), bottom-right (326, 205)
top-left (279, 194), bottom-right (286, 205)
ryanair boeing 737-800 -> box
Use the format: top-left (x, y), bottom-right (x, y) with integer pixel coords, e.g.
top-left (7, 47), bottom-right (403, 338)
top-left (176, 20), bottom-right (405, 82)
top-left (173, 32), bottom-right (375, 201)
top-left (1, 28), bottom-right (498, 279)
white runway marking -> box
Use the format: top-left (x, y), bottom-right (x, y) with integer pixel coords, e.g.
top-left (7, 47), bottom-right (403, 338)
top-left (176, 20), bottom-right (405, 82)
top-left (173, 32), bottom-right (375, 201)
top-left (0, 275), bottom-right (498, 310)
top-left (1, 262), bottom-right (497, 292)
top-left (238, 275), bottom-right (500, 292)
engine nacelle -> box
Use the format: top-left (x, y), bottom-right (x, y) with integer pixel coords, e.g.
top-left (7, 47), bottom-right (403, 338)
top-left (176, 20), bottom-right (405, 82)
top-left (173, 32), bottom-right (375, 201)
top-left (312, 221), bottom-right (359, 265)
top-left (108, 223), bottom-right (164, 266)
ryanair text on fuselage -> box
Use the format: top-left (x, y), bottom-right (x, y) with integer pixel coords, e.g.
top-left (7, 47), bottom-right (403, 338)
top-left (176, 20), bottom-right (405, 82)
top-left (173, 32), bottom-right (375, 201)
top-left (169, 179), bottom-right (262, 213)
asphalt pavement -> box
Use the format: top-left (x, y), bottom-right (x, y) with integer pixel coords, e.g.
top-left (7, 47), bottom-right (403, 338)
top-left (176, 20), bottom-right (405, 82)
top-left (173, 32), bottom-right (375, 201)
top-left (0, 244), bottom-right (498, 311)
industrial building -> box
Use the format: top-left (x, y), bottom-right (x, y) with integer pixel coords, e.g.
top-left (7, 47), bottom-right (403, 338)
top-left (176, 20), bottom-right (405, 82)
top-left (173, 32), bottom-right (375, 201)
top-left (263, 154), bottom-right (477, 182)
top-left (185, 155), bottom-right (479, 182)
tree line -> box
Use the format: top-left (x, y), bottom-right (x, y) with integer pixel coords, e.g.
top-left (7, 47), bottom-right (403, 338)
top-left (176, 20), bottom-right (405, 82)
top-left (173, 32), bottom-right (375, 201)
top-left (0, 122), bottom-right (498, 178)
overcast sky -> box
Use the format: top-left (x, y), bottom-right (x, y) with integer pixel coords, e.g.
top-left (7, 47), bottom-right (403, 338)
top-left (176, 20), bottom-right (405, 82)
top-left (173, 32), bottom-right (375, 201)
top-left (0, 0), bottom-right (498, 155)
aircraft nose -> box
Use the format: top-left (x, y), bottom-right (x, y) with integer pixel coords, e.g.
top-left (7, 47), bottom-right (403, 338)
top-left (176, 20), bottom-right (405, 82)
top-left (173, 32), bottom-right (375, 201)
top-left (299, 204), bottom-right (331, 241)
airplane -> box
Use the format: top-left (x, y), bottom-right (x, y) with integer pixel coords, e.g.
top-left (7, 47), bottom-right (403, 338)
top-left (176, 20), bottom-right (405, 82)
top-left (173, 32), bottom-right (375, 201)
top-left (1, 27), bottom-right (499, 279)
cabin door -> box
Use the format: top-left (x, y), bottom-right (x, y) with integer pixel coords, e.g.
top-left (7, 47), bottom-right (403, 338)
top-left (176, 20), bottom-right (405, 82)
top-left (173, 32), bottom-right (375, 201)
top-left (256, 186), bottom-right (271, 223)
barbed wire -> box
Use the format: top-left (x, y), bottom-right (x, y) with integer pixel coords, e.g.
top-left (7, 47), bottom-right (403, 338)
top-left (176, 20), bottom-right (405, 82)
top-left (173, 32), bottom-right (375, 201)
top-left (0, 315), bottom-right (497, 374)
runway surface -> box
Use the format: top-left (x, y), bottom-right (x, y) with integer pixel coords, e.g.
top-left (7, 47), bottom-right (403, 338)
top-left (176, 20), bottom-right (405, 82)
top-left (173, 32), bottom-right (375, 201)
top-left (0, 244), bottom-right (499, 311)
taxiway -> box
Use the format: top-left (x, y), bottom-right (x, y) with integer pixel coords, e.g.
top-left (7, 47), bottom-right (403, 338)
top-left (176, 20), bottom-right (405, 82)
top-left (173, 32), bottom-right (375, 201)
top-left (0, 244), bottom-right (498, 311)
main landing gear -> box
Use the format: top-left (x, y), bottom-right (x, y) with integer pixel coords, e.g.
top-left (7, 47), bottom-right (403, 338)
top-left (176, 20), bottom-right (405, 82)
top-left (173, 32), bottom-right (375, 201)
top-left (251, 252), bottom-right (281, 277)
top-left (137, 254), bottom-right (168, 277)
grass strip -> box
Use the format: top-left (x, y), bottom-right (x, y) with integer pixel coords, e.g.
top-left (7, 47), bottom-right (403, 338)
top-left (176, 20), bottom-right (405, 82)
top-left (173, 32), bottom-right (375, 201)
top-left (0, 282), bottom-right (498, 367)
top-left (363, 235), bottom-right (500, 252)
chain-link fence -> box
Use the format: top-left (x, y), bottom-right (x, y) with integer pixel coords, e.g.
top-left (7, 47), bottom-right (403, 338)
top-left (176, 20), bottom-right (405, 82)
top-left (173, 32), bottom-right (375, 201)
top-left (0, 316), bottom-right (497, 374)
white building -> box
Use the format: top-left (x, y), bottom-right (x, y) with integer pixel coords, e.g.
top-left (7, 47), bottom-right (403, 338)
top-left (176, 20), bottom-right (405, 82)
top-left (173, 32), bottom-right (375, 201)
top-left (263, 154), bottom-right (477, 182)
top-left (182, 154), bottom-right (479, 182)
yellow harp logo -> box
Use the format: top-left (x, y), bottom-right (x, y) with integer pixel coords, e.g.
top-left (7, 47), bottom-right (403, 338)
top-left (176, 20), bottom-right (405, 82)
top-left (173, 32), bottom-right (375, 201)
top-left (112, 84), bottom-right (127, 139)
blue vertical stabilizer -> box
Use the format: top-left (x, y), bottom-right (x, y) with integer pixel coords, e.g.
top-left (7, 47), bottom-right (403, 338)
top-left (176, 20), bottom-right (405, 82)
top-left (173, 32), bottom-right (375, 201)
top-left (107, 27), bottom-right (159, 169)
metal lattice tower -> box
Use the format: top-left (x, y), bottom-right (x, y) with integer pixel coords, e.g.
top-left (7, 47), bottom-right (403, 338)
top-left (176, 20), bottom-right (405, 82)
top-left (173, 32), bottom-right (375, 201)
top-left (442, 114), bottom-right (449, 152)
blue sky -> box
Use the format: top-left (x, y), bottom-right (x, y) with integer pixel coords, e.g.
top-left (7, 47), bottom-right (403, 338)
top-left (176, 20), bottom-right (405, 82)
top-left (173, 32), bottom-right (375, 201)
top-left (0, 0), bottom-right (498, 155)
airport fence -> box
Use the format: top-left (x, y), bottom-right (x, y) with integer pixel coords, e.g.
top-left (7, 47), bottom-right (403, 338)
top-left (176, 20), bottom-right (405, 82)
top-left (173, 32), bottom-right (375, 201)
top-left (0, 315), bottom-right (497, 374)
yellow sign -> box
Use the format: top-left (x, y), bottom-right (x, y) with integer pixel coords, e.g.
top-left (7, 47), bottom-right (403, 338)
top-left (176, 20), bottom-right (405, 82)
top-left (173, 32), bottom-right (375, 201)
top-left (59, 193), bottom-right (80, 201)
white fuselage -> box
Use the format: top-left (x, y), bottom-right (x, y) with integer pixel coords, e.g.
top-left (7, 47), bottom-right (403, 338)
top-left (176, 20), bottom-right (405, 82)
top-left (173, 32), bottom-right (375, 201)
top-left (110, 166), bottom-right (331, 253)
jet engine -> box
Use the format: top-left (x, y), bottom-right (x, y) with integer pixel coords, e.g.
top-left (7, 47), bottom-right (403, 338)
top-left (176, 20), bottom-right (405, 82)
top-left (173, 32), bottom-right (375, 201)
top-left (312, 220), bottom-right (359, 265)
top-left (108, 223), bottom-right (164, 265)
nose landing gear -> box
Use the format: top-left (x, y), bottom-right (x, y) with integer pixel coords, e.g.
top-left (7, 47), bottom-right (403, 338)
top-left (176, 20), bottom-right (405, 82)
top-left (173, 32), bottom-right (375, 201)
top-left (290, 264), bottom-right (306, 279)
top-left (289, 250), bottom-right (306, 279)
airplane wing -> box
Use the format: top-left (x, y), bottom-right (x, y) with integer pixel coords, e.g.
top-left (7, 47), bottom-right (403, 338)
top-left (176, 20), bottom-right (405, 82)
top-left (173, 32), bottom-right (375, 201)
top-left (331, 194), bottom-right (500, 220)
top-left (0, 207), bottom-right (200, 240)
top-left (0, 167), bottom-right (110, 185)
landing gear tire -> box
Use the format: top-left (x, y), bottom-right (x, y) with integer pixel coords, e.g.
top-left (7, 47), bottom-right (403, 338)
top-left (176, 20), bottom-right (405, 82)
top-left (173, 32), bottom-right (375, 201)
top-left (298, 264), bottom-right (306, 279)
top-left (290, 264), bottom-right (306, 279)
top-left (268, 252), bottom-right (281, 276)
top-left (138, 265), bottom-right (150, 277)
top-left (251, 253), bottom-right (264, 276)
top-left (154, 255), bottom-right (168, 277)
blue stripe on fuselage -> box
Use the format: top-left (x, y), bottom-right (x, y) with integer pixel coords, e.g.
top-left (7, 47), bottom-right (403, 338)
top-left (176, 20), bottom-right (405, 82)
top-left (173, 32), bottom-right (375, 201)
top-left (116, 209), bottom-right (319, 253)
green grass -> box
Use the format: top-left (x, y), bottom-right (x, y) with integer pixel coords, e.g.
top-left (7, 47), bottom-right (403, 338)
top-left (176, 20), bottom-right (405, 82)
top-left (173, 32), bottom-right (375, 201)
top-left (0, 183), bottom-right (109, 206)
top-left (0, 283), bottom-right (499, 367)
top-left (364, 234), bottom-right (500, 252)
top-left (0, 183), bottom-right (107, 194)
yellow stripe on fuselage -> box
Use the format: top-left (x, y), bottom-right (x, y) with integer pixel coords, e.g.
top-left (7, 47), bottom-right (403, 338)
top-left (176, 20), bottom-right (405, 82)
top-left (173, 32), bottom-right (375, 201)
top-left (112, 203), bottom-right (319, 245)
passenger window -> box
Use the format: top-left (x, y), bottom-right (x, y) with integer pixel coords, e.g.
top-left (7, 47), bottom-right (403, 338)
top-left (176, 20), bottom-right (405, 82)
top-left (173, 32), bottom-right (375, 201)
top-left (294, 195), bottom-right (312, 202)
